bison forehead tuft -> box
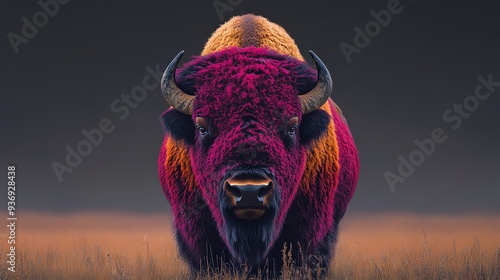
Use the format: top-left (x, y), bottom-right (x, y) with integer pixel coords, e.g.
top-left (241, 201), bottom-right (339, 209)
top-left (174, 47), bottom-right (318, 124)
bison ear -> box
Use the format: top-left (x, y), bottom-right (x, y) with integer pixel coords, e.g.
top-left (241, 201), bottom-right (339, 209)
top-left (299, 109), bottom-right (331, 146)
top-left (160, 110), bottom-right (195, 145)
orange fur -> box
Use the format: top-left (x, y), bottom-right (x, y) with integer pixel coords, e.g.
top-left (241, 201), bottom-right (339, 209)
top-left (165, 138), bottom-right (196, 191)
top-left (299, 101), bottom-right (340, 192)
top-left (202, 14), bottom-right (304, 60)
top-left (252, 15), bottom-right (304, 60)
top-left (202, 16), bottom-right (245, 55)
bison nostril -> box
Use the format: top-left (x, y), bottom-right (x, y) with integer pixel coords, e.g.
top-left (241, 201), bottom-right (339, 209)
top-left (258, 182), bottom-right (273, 200)
top-left (225, 182), bottom-right (242, 200)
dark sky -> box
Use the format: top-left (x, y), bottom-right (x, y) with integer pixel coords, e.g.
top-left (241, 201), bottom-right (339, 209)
top-left (1, 0), bottom-right (499, 214)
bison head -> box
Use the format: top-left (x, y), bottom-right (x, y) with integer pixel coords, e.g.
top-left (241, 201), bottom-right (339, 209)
top-left (161, 47), bottom-right (332, 266)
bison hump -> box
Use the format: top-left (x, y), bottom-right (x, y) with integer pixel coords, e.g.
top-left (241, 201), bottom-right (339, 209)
top-left (201, 14), bottom-right (304, 61)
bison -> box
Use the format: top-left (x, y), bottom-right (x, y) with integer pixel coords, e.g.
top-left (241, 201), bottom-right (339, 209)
top-left (158, 14), bottom-right (359, 274)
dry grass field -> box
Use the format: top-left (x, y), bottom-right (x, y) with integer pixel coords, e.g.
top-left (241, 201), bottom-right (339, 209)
top-left (1, 212), bottom-right (499, 279)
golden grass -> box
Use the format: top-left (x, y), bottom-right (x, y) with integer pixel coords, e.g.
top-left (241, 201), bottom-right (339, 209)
top-left (1, 213), bottom-right (499, 279)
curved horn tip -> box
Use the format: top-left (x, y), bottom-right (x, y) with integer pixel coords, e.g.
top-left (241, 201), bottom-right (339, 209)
top-left (161, 50), bottom-right (194, 115)
top-left (298, 50), bottom-right (333, 115)
top-left (308, 50), bottom-right (322, 64)
top-left (309, 50), bottom-right (333, 84)
top-left (174, 50), bottom-right (185, 62)
top-left (161, 50), bottom-right (185, 95)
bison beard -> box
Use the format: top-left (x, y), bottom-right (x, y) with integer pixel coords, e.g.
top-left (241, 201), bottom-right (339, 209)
top-left (218, 167), bottom-right (281, 267)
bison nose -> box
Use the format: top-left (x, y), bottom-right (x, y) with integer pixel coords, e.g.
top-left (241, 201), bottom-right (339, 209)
top-left (224, 179), bottom-right (273, 220)
top-left (225, 182), bottom-right (273, 207)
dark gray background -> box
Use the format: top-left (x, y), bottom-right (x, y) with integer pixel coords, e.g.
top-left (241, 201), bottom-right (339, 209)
top-left (1, 0), bottom-right (499, 214)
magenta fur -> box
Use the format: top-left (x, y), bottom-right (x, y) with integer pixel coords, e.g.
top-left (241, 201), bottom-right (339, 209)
top-left (158, 47), bottom-right (359, 270)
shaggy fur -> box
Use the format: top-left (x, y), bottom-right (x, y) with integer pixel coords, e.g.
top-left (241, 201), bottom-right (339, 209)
top-left (158, 14), bottom-right (359, 274)
top-left (202, 14), bottom-right (304, 60)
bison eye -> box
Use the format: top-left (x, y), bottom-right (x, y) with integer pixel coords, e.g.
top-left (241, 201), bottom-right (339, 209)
top-left (286, 116), bottom-right (299, 137)
top-left (195, 117), bottom-right (210, 137)
top-left (197, 125), bottom-right (208, 136)
top-left (287, 125), bottom-right (297, 136)
top-left (282, 116), bottom-right (299, 148)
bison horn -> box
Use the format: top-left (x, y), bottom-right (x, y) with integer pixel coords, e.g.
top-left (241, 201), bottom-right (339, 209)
top-left (299, 50), bottom-right (333, 115)
top-left (161, 50), bottom-right (194, 115)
